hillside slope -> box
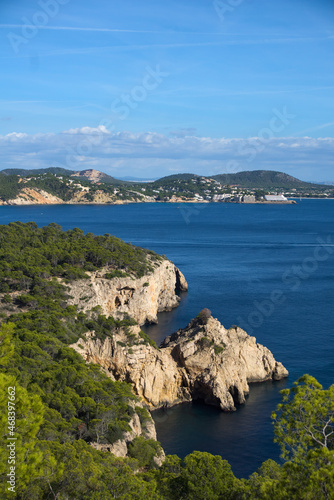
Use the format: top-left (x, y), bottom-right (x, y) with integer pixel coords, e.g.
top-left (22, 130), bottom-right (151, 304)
top-left (1, 167), bottom-right (333, 205)
top-left (211, 170), bottom-right (323, 189)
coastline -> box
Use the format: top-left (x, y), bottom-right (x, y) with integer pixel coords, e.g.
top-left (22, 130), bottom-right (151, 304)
top-left (0, 199), bottom-right (299, 207)
top-left (289, 197), bottom-right (334, 200)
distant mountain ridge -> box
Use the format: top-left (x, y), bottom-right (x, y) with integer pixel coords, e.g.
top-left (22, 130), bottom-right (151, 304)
top-left (0, 167), bottom-right (332, 191)
top-left (212, 170), bottom-right (326, 189)
top-left (156, 173), bottom-right (201, 182)
top-left (0, 167), bottom-right (75, 177)
top-left (0, 167), bottom-right (126, 185)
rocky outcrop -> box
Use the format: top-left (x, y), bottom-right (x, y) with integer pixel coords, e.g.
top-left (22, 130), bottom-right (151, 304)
top-left (67, 259), bottom-right (188, 325)
top-left (0, 188), bottom-right (132, 206)
top-left (71, 309), bottom-right (288, 412)
top-left (0, 187), bottom-right (64, 205)
top-left (71, 169), bottom-right (107, 184)
top-left (161, 309), bottom-right (288, 410)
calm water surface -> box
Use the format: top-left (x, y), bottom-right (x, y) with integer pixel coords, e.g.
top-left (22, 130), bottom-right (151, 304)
top-left (1, 201), bottom-right (333, 477)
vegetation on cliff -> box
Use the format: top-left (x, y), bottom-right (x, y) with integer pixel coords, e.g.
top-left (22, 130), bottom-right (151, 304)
top-left (0, 223), bottom-right (165, 497)
top-left (0, 223), bottom-right (333, 498)
top-left (0, 222), bottom-right (161, 291)
top-left (0, 174), bottom-right (20, 201)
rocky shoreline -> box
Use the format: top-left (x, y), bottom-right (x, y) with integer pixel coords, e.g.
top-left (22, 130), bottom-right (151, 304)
top-left (68, 260), bottom-right (288, 413)
top-left (71, 308), bottom-right (288, 412)
top-left (65, 257), bottom-right (288, 459)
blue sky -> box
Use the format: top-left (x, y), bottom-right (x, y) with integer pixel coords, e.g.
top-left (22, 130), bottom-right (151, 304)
top-left (0, 0), bottom-right (334, 181)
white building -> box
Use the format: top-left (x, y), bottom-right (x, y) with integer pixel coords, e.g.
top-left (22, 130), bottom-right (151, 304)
top-left (264, 194), bottom-right (288, 202)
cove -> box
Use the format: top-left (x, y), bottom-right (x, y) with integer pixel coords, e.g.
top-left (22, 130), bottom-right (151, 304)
top-left (1, 199), bottom-right (333, 477)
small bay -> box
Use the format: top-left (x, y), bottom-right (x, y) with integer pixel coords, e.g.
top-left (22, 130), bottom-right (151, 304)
top-left (1, 200), bottom-right (333, 477)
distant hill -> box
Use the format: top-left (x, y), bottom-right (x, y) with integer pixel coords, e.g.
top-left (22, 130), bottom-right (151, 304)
top-left (154, 173), bottom-right (201, 183)
top-left (211, 170), bottom-right (327, 189)
top-left (71, 169), bottom-right (127, 185)
top-left (0, 167), bottom-right (75, 177)
top-left (0, 173), bottom-right (21, 201)
top-left (314, 180), bottom-right (334, 186)
top-left (0, 167), bottom-right (126, 185)
top-left (1, 167), bottom-right (332, 193)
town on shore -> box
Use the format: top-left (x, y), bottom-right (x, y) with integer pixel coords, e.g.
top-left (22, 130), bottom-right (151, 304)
top-left (1, 168), bottom-right (333, 206)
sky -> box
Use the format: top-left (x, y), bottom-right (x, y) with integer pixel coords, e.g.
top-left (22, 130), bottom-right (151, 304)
top-left (0, 0), bottom-right (334, 181)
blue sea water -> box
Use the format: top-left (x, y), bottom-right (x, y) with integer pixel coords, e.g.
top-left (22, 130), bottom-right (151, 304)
top-left (1, 200), bottom-right (334, 477)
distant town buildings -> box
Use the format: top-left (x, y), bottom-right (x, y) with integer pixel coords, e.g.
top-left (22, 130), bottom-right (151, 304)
top-left (242, 194), bottom-right (256, 203)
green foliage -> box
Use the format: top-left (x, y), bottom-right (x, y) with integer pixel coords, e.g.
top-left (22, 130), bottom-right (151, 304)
top-left (0, 375), bottom-right (46, 499)
top-left (0, 222), bottom-right (169, 497)
top-left (212, 170), bottom-right (308, 189)
top-left (244, 459), bottom-right (283, 499)
top-left (0, 174), bottom-right (20, 201)
top-left (243, 450), bottom-right (334, 499)
top-left (213, 344), bottom-right (224, 355)
top-left (272, 375), bottom-right (334, 462)
top-left (0, 310), bottom-right (162, 497)
top-left (4, 438), bottom-right (160, 499)
top-left (181, 451), bottom-right (236, 499)
top-left (26, 173), bottom-right (78, 201)
top-left (135, 406), bottom-right (152, 431)
top-left (243, 375), bottom-right (334, 500)
top-left (1, 167), bottom-right (75, 177)
top-left (128, 437), bottom-right (163, 469)
top-left (0, 323), bottom-right (14, 367)
top-left (8, 322), bottom-right (137, 444)
top-left (198, 336), bottom-right (212, 349)
top-left (139, 330), bottom-right (158, 349)
top-left (87, 314), bottom-right (137, 343)
top-left (105, 270), bottom-right (129, 278)
top-left (144, 451), bottom-right (238, 499)
top-left (1, 294), bottom-right (12, 304)
top-left (255, 189), bottom-right (267, 200)
top-left (0, 223), bottom-right (161, 292)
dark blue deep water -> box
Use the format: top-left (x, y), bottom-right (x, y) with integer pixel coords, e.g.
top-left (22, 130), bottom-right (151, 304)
top-left (1, 200), bottom-right (334, 477)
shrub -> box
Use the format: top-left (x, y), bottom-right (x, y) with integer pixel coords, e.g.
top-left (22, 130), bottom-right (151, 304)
top-left (128, 437), bottom-right (162, 469)
top-left (2, 294), bottom-right (12, 304)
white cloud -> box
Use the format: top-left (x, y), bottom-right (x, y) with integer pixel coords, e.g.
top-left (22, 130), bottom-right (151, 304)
top-left (0, 129), bottom-right (334, 182)
top-left (63, 125), bottom-right (110, 135)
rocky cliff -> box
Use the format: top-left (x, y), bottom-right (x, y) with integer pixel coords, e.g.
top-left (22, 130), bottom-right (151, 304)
top-left (71, 309), bottom-right (288, 412)
top-left (0, 187), bottom-right (128, 205)
top-left (0, 187), bottom-right (64, 205)
top-left (67, 259), bottom-right (188, 325)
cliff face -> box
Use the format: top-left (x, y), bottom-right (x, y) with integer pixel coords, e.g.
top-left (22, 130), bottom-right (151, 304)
top-left (67, 260), bottom-right (188, 325)
top-left (0, 188), bottom-right (129, 206)
top-left (70, 310), bottom-right (288, 412)
top-left (0, 187), bottom-right (64, 205)
top-left (161, 311), bottom-right (288, 410)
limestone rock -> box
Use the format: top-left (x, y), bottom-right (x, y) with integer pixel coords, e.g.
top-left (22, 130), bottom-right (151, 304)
top-left (0, 187), bottom-right (64, 205)
top-left (91, 439), bottom-right (128, 458)
top-left (67, 259), bottom-right (188, 325)
top-left (71, 311), bottom-right (288, 412)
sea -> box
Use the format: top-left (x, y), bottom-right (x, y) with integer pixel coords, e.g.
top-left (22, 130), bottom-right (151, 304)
top-left (1, 200), bottom-right (333, 478)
